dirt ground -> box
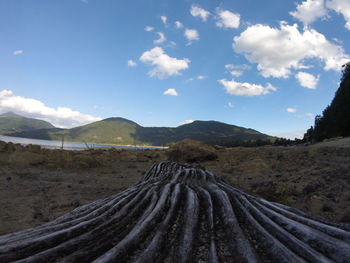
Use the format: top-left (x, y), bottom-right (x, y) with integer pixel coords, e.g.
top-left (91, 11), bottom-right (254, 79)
top-left (1, 139), bottom-right (350, 235)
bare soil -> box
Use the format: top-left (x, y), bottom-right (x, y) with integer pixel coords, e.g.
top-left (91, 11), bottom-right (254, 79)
top-left (0, 139), bottom-right (350, 235)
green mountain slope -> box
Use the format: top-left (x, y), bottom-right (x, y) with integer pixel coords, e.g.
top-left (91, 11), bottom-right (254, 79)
top-left (8, 117), bottom-right (273, 146)
top-left (0, 112), bottom-right (55, 135)
top-left (135, 120), bottom-right (271, 145)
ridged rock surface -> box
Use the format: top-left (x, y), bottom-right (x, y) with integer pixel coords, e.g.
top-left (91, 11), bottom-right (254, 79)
top-left (1, 161), bottom-right (350, 262)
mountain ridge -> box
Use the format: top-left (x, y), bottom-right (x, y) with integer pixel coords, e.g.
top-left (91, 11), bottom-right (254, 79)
top-left (5, 115), bottom-right (273, 146)
top-left (0, 112), bottom-right (55, 135)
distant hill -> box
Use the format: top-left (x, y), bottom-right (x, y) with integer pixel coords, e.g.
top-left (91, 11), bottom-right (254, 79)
top-left (7, 117), bottom-right (273, 146)
top-left (0, 112), bottom-right (55, 135)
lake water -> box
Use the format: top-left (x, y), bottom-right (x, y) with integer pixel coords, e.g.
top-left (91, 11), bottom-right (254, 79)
top-left (0, 135), bottom-right (166, 151)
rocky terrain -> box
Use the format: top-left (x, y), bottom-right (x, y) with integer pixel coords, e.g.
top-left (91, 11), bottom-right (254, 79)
top-left (0, 139), bottom-right (350, 235)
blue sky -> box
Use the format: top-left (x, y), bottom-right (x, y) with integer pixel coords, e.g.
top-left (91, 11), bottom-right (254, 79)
top-left (0, 0), bottom-right (349, 138)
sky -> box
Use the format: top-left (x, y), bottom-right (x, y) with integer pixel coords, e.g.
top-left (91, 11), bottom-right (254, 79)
top-left (0, 0), bottom-right (349, 139)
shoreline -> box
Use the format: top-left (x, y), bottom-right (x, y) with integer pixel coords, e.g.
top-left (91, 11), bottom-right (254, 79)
top-left (0, 135), bottom-right (168, 150)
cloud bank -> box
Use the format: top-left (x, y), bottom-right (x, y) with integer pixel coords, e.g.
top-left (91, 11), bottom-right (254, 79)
top-left (0, 90), bottom-right (101, 128)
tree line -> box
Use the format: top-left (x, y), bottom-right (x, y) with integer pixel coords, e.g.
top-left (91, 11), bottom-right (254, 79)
top-left (304, 62), bottom-right (350, 143)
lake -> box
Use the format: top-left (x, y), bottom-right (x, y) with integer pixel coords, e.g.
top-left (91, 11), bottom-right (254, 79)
top-left (0, 135), bottom-right (166, 151)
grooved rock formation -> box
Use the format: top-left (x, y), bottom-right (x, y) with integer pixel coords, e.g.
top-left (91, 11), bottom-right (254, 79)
top-left (1, 162), bottom-right (350, 262)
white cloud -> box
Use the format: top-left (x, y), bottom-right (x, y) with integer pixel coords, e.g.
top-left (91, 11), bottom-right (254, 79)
top-left (145, 26), bottom-right (154, 32)
top-left (225, 64), bottom-right (251, 77)
top-left (304, 112), bottom-right (315, 119)
top-left (163, 88), bottom-right (178, 96)
top-left (127, 60), bottom-right (137, 67)
top-left (13, 50), bottom-right (23, 55)
top-left (190, 4), bottom-right (210, 21)
top-left (295, 71), bottom-right (319, 89)
top-left (174, 21), bottom-right (183, 29)
top-left (327, 0), bottom-right (350, 29)
top-left (160, 15), bottom-right (167, 25)
top-left (197, 75), bottom-right (206, 80)
top-left (218, 79), bottom-right (277, 96)
top-left (233, 23), bottom-right (349, 78)
top-left (154, 32), bottom-right (166, 44)
top-left (180, 120), bottom-right (194, 125)
top-left (140, 47), bottom-right (190, 79)
top-left (287, 107), bottom-right (297, 113)
top-left (230, 70), bottom-right (243, 77)
top-left (216, 9), bottom-right (240, 29)
top-left (273, 130), bottom-right (306, 139)
top-left (0, 90), bottom-right (101, 128)
top-left (290, 0), bottom-right (327, 25)
top-left (167, 41), bottom-right (177, 48)
top-left (184, 28), bottom-right (199, 43)
top-left (227, 102), bottom-right (234, 108)
top-left (225, 64), bottom-right (251, 70)
top-left (225, 64), bottom-right (234, 70)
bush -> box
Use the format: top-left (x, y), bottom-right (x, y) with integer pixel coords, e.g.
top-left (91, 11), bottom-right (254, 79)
top-left (166, 139), bottom-right (218, 163)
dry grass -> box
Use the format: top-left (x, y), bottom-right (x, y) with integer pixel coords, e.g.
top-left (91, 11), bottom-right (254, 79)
top-left (1, 139), bottom-right (350, 235)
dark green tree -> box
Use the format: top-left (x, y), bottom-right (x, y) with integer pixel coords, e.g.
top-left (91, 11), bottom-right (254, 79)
top-left (304, 62), bottom-right (350, 142)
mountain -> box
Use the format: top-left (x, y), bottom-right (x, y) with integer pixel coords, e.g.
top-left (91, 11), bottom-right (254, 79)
top-left (135, 120), bottom-right (272, 146)
top-left (0, 112), bottom-right (55, 135)
top-left (7, 117), bottom-right (273, 146)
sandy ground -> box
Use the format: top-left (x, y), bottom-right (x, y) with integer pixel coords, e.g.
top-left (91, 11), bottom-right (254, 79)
top-left (0, 139), bottom-right (350, 235)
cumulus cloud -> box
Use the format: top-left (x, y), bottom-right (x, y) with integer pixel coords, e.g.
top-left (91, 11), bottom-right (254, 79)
top-left (233, 23), bottom-right (349, 78)
top-left (218, 79), bottom-right (277, 96)
top-left (154, 32), bottom-right (166, 44)
top-left (180, 120), bottom-right (194, 125)
top-left (174, 21), bottom-right (183, 29)
top-left (163, 88), bottom-right (178, 96)
top-left (160, 15), bottom-right (167, 25)
top-left (295, 71), bottom-right (319, 89)
top-left (216, 9), bottom-right (240, 29)
top-left (13, 50), bottom-right (23, 55)
top-left (290, 0), bottom-right (327, 25)
top-left (184, 28), bottom-right (200, 42)
top-left (327, 0), bottom-right (350, 29)
top-left (145, 26), bottom-right (154, 32)
top-left (190, 4), bottom-right (210, 21)
top-left (127, 60), bottom-right (137, 67)
top-left (140, 47), bottom-right (190, 79)
top-left (287, 107), bottom-right (297, 113)
top-left (0, 90), bottom-right (101, 128)
top-left (197, 75), bottom-right (206, 80)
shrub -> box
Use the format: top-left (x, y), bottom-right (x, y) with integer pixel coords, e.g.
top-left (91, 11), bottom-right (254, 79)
top-left (166, 139), bottom-right (218, 163)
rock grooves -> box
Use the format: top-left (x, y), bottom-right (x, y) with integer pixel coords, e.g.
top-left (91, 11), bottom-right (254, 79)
top-left (0, 161), bottom-right (350, 262)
